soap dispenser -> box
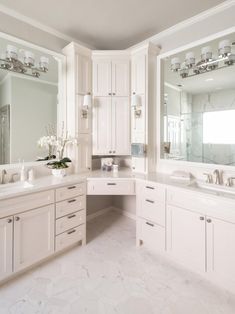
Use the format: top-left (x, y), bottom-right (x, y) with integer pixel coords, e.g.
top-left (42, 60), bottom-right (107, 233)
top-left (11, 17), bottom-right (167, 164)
top-left (20, 160), bottom-right (27, 181)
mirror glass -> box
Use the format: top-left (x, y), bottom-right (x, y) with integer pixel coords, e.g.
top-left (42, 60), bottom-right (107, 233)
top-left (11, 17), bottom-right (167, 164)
top-left (0, 36), bottom-right (58, 165)
top-left (161, 32), bottom-right (235, 165)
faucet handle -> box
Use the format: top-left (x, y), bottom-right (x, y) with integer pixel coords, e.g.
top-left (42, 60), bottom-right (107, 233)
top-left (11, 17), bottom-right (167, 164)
top-left (225, 177), bottom-right (235, 187)
top-left (203, 172), bottom-right (213, 183)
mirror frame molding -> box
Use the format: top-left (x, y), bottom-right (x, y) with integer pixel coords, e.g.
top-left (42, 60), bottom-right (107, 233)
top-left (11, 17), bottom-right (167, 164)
top-left (0, 31), bottom-right (67, 170)
top-left (156, 26), bottom-right (235, 173)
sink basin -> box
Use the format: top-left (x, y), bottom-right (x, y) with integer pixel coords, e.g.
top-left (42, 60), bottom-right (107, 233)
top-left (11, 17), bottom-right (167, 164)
top-left (0, 181), bottom-right (34, 194)
top-left (189, 181), bottom-right (235, 195)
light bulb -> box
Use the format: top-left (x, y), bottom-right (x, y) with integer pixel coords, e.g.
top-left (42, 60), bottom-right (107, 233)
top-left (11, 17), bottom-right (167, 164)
top-left (201, 46), bottom-right (212, 62)
top-left (185, 52), bottom-right (195, 68)
top-left (6, 45), bottom-right (18, 60)
top-left (171, 57), bottom-right (180, 72)
top-left (39, 56), bottom-right (49, 71)
top-left (24, 51), bottom-right (35, 67)
top-left (218, 39), bottom-right (231, 57)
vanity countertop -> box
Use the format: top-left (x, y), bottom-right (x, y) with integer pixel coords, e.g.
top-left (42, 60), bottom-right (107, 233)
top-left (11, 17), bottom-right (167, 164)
top-left (0, 174), bottom-right (86, 201)
top-left (87, 169), bottom-right (235, 201)
top-left (1, 169), bottom-right (235, 202)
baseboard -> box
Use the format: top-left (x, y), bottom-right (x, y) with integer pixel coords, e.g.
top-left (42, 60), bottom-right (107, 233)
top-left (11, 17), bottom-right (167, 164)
top-left (87, 206), bottom-right (113, 221)
top-left (112, 207), bottom-right (136, 221)
top-left (87, 206), bottom-right (136, 221)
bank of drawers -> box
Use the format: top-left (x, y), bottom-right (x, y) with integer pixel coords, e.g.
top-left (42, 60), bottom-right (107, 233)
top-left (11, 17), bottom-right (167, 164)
top-left (136, 180), bottom-right (166, 251)
top-left (55, 183), bottom-right (86, 251)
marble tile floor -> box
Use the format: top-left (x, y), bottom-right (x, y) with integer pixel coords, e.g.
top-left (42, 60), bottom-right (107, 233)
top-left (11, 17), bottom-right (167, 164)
top-left (0, 210), bottom-right (235, 314)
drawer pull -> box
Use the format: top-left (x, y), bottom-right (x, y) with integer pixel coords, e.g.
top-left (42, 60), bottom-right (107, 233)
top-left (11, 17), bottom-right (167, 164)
top-left (146, 222), bottom-right (154, 227)
top-left (146, 199), bottom-right (154, 204)
top-left (67, 186), bottom-right (76, 190)
top-left (68, 199), bottom-right (76, 203)
top-left (107, 183), bottom-right (117, 186)
top-left (67, 229), bottom-right (76, 235)
top-left (146, 186), bottom-right (155, 190)
top-left (67, 214), bottom-right (76, 219)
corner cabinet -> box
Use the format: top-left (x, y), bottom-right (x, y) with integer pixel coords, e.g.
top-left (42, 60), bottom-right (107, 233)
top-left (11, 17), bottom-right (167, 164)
top-left (92, 53), bottom-right (130, 156)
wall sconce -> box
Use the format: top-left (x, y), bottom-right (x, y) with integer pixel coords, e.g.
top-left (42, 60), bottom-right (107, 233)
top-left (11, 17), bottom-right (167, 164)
top-left (81, 93), bottom-right (91, 119)
top-left (131, 94), bottom-right (141, 118)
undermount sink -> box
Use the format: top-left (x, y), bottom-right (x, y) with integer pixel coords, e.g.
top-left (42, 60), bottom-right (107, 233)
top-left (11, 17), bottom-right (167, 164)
top-left (0, 181), bottom-right (34, 193)
top-left (189, 181), bottom-right (235, 195)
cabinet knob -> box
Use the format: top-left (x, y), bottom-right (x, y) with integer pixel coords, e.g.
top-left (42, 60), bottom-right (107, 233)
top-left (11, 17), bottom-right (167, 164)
top-left (7, 218), bottom-right (12, 223)
top-left (199, 216), bottom-right (205, 221)
top-left (207, 219), bottom-right (212, 223)
top-left (133, 92), bottom-right (136, 95)
top-left (109, 150), bottom-right (112, 153)
top-left (113, 93), bottom-right (116, 96)
top-left (113, 150), bottom-right (115, 153)
top-left (15, 216), bottom-right (20, 221)
top-left (108, 93), bottom-right (112, 96)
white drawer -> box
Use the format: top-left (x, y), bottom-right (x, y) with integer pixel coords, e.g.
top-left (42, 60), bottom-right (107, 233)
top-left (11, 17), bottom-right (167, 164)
top-left (138, 218), bottom-right (165, 252)
top-left (55, 224), bottom-right (85, 251)
top-left (137, 181), bottom-right (166, 203)
top-left (138, 198), bottom-right (165, 226)
top-left (0, 190), bottom-right (54, 218)
top-left (56, 210), bottom-right (86, 235)
top-left (56, 195), bottom-right (85, 218)
top-left (56, 183), bottom-right (85, 202)
top-left (87, 180), bottom-right (135, 195)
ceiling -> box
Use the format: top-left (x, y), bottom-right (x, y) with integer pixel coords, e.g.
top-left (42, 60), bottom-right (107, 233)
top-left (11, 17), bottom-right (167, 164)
top-left (0, 0), bottom-right (225, 49)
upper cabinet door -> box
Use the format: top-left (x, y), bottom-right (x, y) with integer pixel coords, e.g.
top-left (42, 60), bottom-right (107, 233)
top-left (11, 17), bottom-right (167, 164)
top-left (93, 59), bottom-right (112, 97)
top-left (131, 53), bottom-right (146, 95)
top-left (93, 97), bottom-right (112, 155)
top-left (14, 205), bottom-right (54, 272)
top-left (0, 216), bottom-right (13, 281)
top-left (112, 59), bottom-right (129, 97)
top-left (111, 97), bottom-right (130, 155)
top-left (76, 54), bottom-right (92, 95)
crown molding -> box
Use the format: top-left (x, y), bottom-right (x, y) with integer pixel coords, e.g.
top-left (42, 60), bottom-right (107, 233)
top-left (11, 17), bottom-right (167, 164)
top-left (128, 0), bottom-right (235, 50)
top-left (0, 4), bottom-right (94, 50)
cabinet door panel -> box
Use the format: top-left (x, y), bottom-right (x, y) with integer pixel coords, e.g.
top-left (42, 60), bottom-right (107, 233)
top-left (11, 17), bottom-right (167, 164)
top-left (131, 54), bottom-right (146, 95)
top-left (112, 97), bottom-right (130, 155)
top-left (93, 97), bottom-right (112, 155)
top-left (0, 217), bottom-right (13, 280)
top-left (93, 59), bottom-right (111, 96)
top-left (112, 59), bottom-right (129, 96)
top-left (207, 217), bottom-right (235, 285)
top-left (76, 54), bottom-right (91, 95)
top-left (167, 205), bottom-right (206, 272)
top-left (14, 205), bottom-right (54, 272)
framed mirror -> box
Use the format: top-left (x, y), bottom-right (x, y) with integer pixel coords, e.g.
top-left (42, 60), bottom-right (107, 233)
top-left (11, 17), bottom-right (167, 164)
top-left (159, 30), bottom-right (235, 166)
top-left (0, 32), bottom-right (65, 167)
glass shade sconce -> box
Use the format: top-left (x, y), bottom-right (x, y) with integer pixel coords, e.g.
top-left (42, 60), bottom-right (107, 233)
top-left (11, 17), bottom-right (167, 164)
top-left (0, 44), bottom-right (49, 78)
top-left (170, 38), bottom-right (235, 79)
top-left (131, 93), bottom-right (142, 118)
top-left (82, 93), bottom-right (91, 119)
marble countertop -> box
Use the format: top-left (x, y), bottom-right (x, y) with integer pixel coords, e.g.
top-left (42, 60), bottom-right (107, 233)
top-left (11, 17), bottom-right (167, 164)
top-left (1, 168), bottom-right (235, 202)
top-left (86, 169), bottom-right (235, 201)
top-left (0, 174), bottom-right (86, 201)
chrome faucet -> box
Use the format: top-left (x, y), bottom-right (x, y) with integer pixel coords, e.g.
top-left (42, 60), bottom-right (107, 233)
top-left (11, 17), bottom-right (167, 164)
top-left (1, 169), bottom-right (7, 184)
top-left (213, 169), bottom-right (221, 185)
